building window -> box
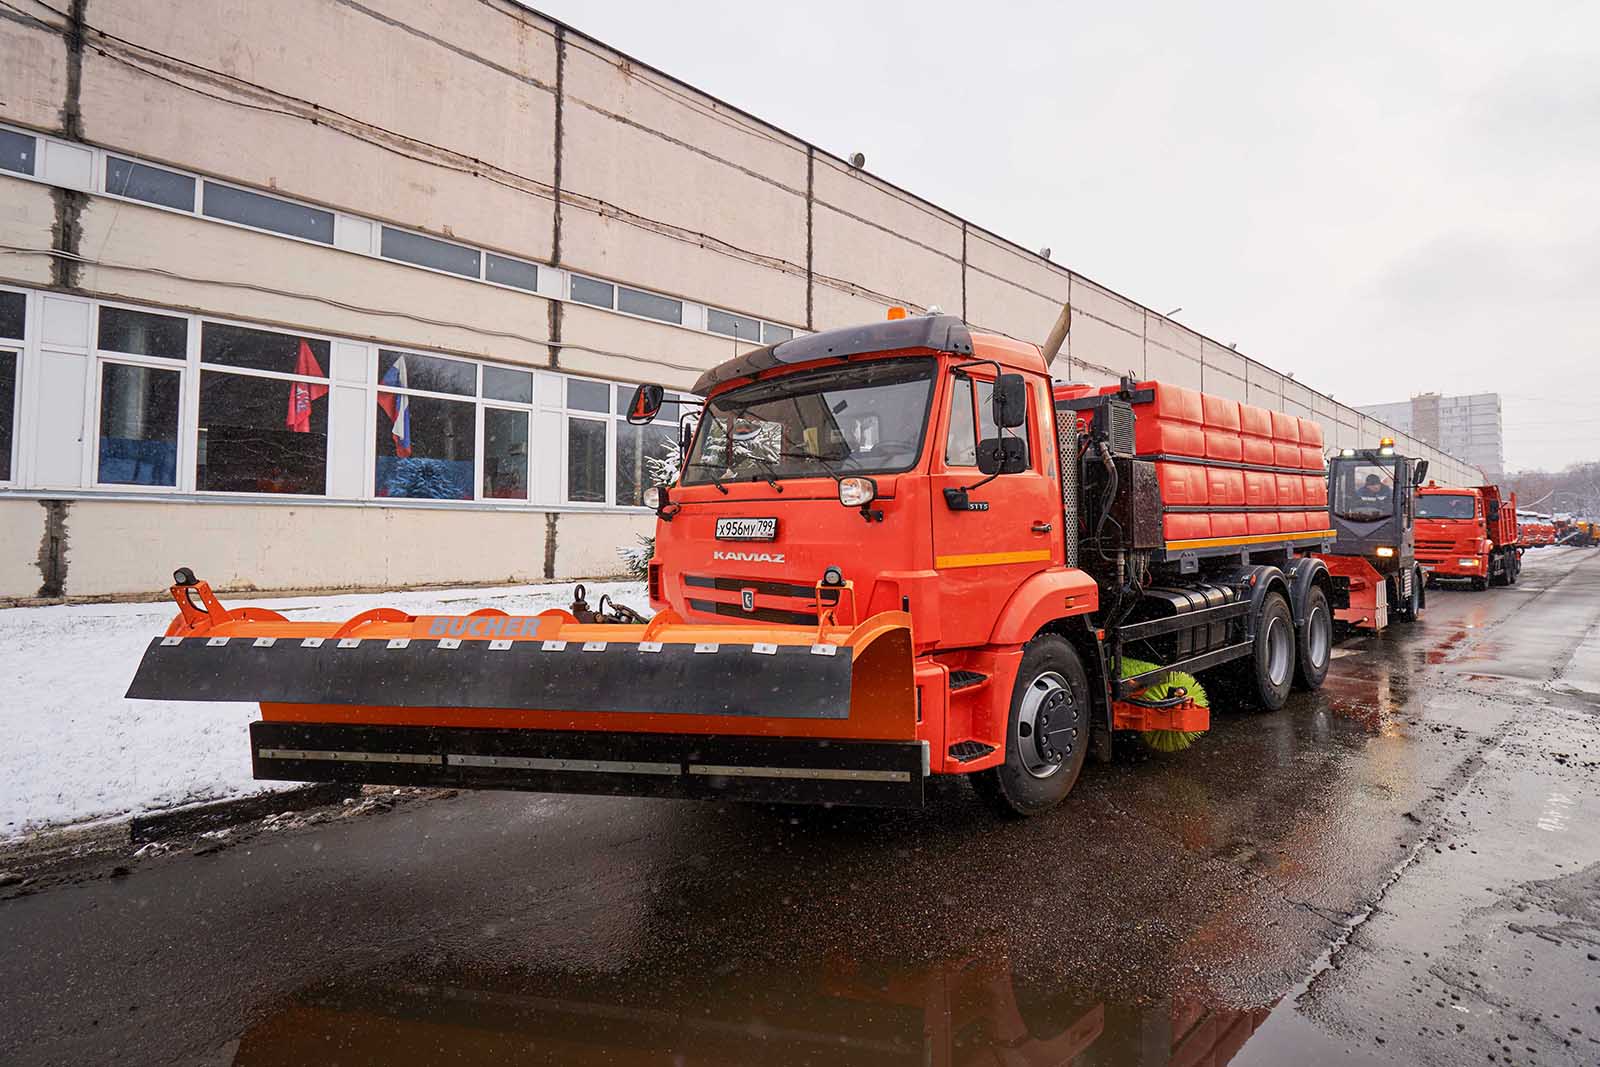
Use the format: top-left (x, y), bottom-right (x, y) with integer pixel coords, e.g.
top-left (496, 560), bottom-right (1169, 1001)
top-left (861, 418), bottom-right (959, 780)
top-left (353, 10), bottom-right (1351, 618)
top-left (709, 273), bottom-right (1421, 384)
top-left (483, 364), bottom-right (533, 404)
top-left (570, 275), bottom-right (615, 310)
top-left (616, 419), bottom-right (678, 507)
top-left (379, 349), bottom-right (475, 396)
top-left (566, 377), bottom-right (610, 413)
top-left (0, 348), bottom-right (15, 481)
top-left (708, 308), bottom-right (761, 342)
top-left (566, 416), bottom-right (608, 503)
top-left (98, 362), bottom-right (180, 486)
top-left (0, 291), bottom-right (23, 341)
top-left (105, 157), bottom-right (195, 212)
top-left (197, 323), bottom-right (330, 494)
top-left (763, 323), bottom-right (794, 344)
top-left (203, 182), bottom-right (334, 244)
top-left (98, 306), bottom-right (187, 360)
top-left (617, 286), bottom-right (683, 325)
top-left (374, 392), bottom-right (476, 500)
top-left (485, 254), bottom-right (538, 292)
top-left (380, 226), bottom-right (481, 279)
top-left (0, 128), bottom-right (34, 175)
top-left (483, 407), bottom-right (529, 500)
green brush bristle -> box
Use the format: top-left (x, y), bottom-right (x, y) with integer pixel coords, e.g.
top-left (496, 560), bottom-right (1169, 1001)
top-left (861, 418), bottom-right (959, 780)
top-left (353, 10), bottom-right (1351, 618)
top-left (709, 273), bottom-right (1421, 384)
top-left (1120, 657), bottom-right (1208, 752)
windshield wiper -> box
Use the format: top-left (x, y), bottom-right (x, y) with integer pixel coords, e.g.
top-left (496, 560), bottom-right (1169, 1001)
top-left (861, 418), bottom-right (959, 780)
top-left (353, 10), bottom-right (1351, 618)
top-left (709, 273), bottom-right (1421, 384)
top-left (741, 453), bottom-right (784, 492)
top-left (778, 448), bottom-right (849, 480)
top-left (684, 459), bottom-right (731, 494)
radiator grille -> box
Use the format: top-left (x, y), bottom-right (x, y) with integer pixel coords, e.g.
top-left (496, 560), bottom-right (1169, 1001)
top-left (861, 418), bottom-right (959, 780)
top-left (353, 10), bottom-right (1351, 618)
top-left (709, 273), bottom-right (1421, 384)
top-left (1057, 408), bottom-right (1079, 568)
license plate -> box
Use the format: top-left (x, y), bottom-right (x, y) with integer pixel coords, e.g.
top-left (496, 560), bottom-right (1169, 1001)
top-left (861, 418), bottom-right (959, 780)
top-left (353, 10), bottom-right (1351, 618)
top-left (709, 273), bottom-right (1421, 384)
top-left (716, 517), bottom-right (778, 541)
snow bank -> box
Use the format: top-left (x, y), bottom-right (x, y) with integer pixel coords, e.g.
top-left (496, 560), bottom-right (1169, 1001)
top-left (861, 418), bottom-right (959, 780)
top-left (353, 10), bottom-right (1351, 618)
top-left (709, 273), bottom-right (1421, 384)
top-left (0, 580), bottom-right (646, 841)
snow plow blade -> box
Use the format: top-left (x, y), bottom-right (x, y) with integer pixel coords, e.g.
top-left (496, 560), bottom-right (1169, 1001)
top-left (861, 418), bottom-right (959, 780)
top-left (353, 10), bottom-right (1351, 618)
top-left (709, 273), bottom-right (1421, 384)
top-left (127, 577), bottom-right (924, 807)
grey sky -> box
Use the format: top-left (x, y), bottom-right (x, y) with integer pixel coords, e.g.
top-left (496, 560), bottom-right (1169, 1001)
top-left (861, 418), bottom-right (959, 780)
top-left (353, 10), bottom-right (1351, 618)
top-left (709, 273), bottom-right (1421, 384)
top-left (532, 1), bottom-right (1598, 472)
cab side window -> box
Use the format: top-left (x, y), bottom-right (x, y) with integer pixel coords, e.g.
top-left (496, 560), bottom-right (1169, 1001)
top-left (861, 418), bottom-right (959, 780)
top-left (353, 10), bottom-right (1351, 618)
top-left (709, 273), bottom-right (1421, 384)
top-left (945, 377), bottom-right (977, 466)
top-left (945, 375), bottom-right (1033, 469)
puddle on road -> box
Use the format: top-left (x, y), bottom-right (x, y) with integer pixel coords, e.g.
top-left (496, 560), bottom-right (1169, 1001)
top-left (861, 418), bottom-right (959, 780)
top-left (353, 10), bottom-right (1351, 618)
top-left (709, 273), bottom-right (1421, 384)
top-left (231, 944), bottom-right (1319, 1067)
top-left (222, 561), bottom-right (1592, 1067)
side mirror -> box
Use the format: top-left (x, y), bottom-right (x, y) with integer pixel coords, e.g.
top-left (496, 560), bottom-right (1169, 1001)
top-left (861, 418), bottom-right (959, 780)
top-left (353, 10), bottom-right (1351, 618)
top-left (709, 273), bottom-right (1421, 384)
top-left (1413, 460), bottom-right (1429, 486)
top-left (1489, 502), bottom-right (1501, 521)
top-left (679, 414), bottom-right (699, 457)
top-left (976, 437), bottom-right (1027, 476)
top-left (626, 383), bottom-right (664, 425)
top-left (992, 374), bottom-right (1028, 429)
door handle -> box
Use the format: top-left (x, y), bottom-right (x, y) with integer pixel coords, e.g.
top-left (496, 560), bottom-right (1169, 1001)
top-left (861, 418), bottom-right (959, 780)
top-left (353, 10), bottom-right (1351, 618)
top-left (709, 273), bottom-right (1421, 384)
top-left (1031, 521), bottom-right (1052, 534)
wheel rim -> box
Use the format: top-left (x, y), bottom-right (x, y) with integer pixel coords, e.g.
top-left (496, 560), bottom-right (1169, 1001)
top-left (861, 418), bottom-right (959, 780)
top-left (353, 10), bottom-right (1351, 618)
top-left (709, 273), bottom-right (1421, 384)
top-left (1015, 671), bottom-right (1078, 779)
top-left (1265, 614), bottom-right (1292, 687)
top-left (1306, 603), bottom-right (1330, 668)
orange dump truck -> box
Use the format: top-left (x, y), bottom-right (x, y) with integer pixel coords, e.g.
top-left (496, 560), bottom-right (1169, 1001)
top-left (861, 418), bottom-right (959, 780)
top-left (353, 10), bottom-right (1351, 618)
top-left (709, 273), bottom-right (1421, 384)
top-left (130, 312), bottom-right (1345, 816)
top-left (1416, 483), bottom-right (1520, 589)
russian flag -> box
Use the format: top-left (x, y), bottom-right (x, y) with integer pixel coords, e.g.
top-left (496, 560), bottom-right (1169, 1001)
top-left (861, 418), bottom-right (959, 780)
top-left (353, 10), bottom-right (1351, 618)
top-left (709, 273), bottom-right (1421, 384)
top-left (377, 356), bottom-right (412, 458)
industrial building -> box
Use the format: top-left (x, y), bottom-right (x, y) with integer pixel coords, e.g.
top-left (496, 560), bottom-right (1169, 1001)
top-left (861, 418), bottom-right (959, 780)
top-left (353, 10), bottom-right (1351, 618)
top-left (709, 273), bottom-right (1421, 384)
top-left (0, 0), bottom-right (1480, 600)
top-left (1356, 393), bottom-right (1504, 480)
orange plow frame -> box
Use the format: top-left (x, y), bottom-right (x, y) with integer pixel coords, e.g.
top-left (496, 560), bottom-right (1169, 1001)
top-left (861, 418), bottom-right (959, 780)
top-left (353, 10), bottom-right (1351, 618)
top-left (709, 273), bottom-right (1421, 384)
top-left (126, 577), bottom-right (929, 808)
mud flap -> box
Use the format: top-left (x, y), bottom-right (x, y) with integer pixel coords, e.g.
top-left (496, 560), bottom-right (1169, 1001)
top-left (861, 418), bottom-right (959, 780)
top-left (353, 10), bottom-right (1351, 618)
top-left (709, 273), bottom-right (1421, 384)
top-left (250, 721), bottom-right (928, 808)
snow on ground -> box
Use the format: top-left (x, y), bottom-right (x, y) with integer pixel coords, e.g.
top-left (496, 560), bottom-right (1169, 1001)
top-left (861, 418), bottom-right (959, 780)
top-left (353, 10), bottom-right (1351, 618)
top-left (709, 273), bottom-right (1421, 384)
top-left (0, 580), bottom-right (646, 841)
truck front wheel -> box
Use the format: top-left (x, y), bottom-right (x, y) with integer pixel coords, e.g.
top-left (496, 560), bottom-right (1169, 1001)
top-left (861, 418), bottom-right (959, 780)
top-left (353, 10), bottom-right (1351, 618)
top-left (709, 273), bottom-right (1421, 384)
top-left (973, 635), bottom-right (1090, 817)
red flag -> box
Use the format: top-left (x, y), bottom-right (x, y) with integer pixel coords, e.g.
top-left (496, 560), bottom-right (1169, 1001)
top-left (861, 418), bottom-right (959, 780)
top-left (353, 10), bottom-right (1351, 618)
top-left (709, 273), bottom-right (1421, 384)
top-left (286, 340), bottom-right (329, 433)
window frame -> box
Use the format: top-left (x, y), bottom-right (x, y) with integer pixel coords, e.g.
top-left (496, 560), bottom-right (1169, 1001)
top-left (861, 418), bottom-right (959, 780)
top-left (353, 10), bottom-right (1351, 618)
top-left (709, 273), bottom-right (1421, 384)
top-left (0, 290), bottom-right (21, 484)
top-left (192, 315), bottom-right (339, 499)
top-left (90, 352), bottom-right (186, 492)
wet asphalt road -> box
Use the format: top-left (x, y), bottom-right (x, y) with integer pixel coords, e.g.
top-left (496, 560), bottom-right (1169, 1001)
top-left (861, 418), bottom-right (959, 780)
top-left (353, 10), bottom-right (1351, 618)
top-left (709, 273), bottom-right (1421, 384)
top-left (2, 548), bottom-right (1598, 1066)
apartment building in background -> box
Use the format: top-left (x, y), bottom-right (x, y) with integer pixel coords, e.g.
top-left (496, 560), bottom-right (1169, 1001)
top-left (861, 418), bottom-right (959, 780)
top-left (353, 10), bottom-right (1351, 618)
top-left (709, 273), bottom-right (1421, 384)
top-left (0, 0), bottom-right (1481, 599)
top-left (1356, 393), bottom-right (1504, 479)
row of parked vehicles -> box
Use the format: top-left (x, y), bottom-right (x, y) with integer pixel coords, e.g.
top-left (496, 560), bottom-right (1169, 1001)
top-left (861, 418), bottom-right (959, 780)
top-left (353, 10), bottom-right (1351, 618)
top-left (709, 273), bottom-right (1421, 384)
top-left (129, 309), bottom-right (1543, 816)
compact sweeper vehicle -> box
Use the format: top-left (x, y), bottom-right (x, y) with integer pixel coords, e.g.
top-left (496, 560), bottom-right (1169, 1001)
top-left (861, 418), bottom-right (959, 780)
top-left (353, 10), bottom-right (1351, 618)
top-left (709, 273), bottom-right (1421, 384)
top-left (129, 310), bottom-right (1343, 815)
top-left (1315, 440), bottom-right (1429, 629)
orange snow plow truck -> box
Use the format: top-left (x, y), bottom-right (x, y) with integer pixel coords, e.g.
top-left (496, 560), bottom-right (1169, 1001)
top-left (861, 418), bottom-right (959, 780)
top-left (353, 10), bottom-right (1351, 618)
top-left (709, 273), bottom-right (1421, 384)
top-left (128, 311), bottom-right (1342, 816)
top-left (1415, 483), bottom-right (1520, 589)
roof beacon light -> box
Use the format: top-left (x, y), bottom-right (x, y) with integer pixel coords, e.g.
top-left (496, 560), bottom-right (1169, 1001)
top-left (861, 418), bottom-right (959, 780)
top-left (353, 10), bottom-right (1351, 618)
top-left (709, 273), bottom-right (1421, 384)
top-left (886, 306), bottom-right (908, 321)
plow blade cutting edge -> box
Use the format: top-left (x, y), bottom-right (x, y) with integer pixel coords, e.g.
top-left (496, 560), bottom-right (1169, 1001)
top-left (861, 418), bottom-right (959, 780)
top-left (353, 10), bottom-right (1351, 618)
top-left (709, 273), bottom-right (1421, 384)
top-left (126, 580), bottom-right (925, 807)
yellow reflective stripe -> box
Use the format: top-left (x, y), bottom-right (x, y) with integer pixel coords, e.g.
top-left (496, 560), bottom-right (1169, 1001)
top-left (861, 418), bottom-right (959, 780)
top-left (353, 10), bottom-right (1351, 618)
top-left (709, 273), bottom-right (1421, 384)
top-left (1165, 530), bottom-right (1337, 551)
top-left (935, 549), bottom-right (1053, 569)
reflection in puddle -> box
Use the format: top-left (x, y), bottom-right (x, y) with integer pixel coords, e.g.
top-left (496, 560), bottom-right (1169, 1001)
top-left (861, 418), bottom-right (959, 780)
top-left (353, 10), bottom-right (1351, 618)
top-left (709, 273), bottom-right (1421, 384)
top-left (234, 943), bottom-right (1275, 1066)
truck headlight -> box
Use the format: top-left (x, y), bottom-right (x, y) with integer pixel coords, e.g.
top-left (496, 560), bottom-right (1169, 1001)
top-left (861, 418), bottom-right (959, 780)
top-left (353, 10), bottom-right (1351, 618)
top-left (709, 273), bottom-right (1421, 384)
top-left (1375, 546), bottom-right (1395, 558)
top-left (838, 477), bottom-right (877, 508)
top-left (643, 486), bottom-right (666, 510)
top-left (1458, 557), bottom-right (1477, 567)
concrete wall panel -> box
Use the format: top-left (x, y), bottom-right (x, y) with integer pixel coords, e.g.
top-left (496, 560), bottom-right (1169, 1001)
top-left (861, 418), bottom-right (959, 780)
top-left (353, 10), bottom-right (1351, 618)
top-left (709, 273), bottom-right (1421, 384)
top-left (0, 5), bottom-right (69, 134)
top-left (0, 501), bottom-right (44, 597)
top-left (75, 201), bottom-right (552, 365)
top-left (0, 179), bottom-right (61, 287)
top-left (53, 500), bottom-right (552, 598)
top-left (558, 304), bottom-right (741, 392)
top-left (77, 40), bottom-right (556, 260)
top-left (554, 509), bottom-right (652, 579)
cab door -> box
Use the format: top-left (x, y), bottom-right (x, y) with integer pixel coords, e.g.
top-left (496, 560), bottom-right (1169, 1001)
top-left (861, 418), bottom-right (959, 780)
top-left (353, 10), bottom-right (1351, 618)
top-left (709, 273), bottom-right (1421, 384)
top-left (928, 371), bottom-right (1061, 649)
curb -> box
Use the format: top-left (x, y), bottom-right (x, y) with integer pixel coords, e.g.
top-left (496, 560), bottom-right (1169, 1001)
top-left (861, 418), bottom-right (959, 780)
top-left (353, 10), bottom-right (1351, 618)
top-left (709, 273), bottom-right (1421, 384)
top-left (128, 782), bottom-right (362, 844)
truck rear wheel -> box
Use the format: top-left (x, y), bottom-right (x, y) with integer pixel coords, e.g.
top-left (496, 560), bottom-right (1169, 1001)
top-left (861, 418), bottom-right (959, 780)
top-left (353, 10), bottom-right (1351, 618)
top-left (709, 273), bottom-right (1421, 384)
top-left (1241, 591), bottom-right (1295, 711)
top-left (1294, 585), bottom-right (1331, 690)
top-left (973, 635), bottom-right (1090, 817)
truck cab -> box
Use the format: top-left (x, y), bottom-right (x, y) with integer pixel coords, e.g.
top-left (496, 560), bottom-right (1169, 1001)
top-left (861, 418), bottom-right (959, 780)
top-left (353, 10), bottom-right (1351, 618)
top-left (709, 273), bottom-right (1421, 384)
top-left (1416, 484), bottom-right (1520, 589)
top-left (646, 314), bottom-right (1088, 657)
top-left (1321, 441), bottom-right (1427, 626)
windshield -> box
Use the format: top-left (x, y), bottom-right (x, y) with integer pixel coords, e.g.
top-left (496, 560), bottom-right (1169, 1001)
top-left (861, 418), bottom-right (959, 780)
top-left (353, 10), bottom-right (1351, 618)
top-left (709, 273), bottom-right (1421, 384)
top-left (1417, 494), bottom-right (1475, 520)
top-left (682, 358), bottom-right (936, 485)
top-left (1332, 461), bottom-right (1397, 522)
